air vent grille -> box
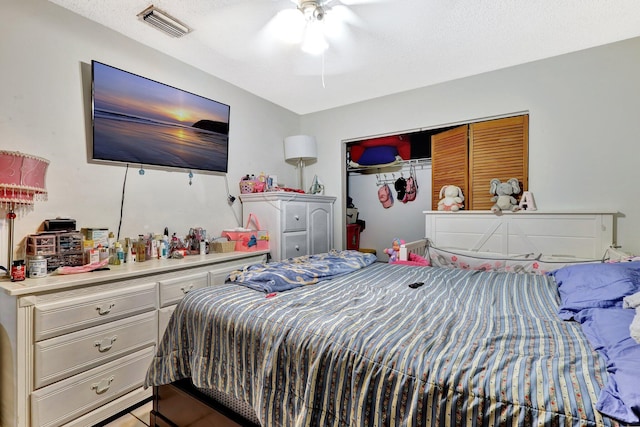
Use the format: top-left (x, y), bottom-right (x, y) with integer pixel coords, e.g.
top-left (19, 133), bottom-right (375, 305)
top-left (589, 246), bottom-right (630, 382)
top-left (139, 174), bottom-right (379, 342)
top-left (137, 5), bottom-right (191, 38)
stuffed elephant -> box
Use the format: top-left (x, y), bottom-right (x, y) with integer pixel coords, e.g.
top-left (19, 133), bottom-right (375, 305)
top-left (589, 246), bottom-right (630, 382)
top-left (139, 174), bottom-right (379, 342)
top-left (489, 178), bottom-right (521, 213)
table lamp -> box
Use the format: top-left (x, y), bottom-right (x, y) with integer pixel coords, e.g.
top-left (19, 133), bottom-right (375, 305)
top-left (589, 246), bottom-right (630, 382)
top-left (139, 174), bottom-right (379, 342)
top-left (284, 135), bottom-right (317, 191)
top-left (0, 151), bottom-right (49, 276)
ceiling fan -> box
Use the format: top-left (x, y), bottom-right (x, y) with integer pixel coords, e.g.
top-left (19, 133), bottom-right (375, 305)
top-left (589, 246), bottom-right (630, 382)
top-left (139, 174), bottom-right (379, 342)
top-left (268, 0), bottom-right (376, 55)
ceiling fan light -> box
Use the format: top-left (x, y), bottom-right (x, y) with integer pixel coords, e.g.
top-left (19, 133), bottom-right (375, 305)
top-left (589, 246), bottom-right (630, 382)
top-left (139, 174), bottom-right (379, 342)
top-left (299, 1), bottom-right (325, 21)
top-left (313, 5), bottom-right (325, 21)
top-left (301, 21), bottom-right (328, 55)
top-left (273, 9), bottom-right (305, 44)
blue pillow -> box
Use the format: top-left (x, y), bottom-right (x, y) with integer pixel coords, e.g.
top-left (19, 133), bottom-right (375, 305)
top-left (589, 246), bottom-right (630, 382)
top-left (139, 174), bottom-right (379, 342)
top-left (550, 261), bottom-right (640, 320)
top-left (356, 145), bottom-right (398, 166)
top-left (574, 308), bottom-right (640, 423)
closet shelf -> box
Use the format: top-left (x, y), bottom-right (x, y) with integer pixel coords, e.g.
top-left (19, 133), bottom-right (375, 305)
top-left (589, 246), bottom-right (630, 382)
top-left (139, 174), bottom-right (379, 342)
top-left (346, 157), bottom-right (431, 174)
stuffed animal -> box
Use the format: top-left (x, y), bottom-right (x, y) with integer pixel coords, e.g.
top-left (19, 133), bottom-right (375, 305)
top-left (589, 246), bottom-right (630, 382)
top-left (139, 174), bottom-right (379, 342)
top-left (489, 178), bottom-right (521, 213)
top-left (437, 185), bottom-right (464, 211)
top-left (384, 238), bottom-right (405, 263)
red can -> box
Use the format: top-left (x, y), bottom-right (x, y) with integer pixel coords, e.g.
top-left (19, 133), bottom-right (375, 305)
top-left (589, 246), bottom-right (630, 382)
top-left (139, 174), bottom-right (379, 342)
top-left (11, 260), bottom-right (26, 282)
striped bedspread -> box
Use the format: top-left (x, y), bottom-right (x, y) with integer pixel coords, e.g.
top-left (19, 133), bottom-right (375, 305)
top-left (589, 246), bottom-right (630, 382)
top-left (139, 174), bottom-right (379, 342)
top-left (145, 263), bottom-right (619, 427)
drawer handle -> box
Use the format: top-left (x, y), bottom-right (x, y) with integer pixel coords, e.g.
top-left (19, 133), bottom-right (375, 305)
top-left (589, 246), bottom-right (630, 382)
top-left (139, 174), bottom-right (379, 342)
top-left (180, 284), bottom-right (194, 294)
top-left (294, 215), bottom-right (300, 221)
top-left (91, 376), bottom-right (114, 394)
top-left (95, 336), bottom-right (117, 352)
top-left (96, 303), bottom-right (115, 315)
top-left (295, 245), bottom-right (300, 251)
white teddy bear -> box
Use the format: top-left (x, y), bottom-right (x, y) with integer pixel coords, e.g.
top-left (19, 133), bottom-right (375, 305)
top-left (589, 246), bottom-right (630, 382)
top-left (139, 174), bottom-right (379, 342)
top-left (437, 185), bottom-right (464, 211)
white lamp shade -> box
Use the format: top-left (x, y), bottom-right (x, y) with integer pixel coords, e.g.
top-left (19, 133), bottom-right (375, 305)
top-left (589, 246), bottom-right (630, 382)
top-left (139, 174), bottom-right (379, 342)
top-left (284, 135), bottom-right (317, 162)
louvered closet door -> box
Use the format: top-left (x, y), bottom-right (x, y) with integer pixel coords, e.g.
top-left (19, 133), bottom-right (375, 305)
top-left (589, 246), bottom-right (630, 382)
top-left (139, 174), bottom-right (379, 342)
top-left (468, 115), bottom-right (529, 210)
top-left (431, 125), bottom-right (469, 210)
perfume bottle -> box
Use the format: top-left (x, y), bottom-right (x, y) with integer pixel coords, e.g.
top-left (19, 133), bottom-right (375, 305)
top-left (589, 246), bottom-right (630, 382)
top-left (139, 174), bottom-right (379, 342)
top-left (136, 235), bottom-right (146, 262)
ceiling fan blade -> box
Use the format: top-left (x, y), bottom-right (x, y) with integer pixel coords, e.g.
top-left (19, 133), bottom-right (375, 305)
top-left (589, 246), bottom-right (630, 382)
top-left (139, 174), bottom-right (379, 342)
top-left (326, 4), bottom-right (362, 27)
top-left (262, 7), bottom-right (306, 44)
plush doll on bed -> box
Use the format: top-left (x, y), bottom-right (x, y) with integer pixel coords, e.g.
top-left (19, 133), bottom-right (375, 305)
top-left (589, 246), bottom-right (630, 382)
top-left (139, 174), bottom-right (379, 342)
top-left (489, 178), bottom-right (521, 213)
top-left (384, 238), bottom-right (404, 262)
top-left (384, 238), bottom-right (431, 266)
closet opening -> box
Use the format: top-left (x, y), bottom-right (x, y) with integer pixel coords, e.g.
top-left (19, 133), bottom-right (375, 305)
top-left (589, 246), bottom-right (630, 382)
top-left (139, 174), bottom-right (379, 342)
top-left (343, 112), bottom-right (529, 261)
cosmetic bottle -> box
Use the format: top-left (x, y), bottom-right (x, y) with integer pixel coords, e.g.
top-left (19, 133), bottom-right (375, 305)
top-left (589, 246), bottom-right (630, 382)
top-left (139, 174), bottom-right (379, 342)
top-left (161, 234), bottom-right (169, 259)
top-left (151, 235), bottom-right (157, 259)
top-left (108, 244), bottom-right (117, 265)
top-left (124, 238), bottom-right (131, 263)
top-left (98, 245), bottom-right (109, 264)
top-left (136, 235), bottom-right (146, 262)
top-left (115, 242), bottom-right (124, 265)
top-left (126, 244), bottom-right (133, 264)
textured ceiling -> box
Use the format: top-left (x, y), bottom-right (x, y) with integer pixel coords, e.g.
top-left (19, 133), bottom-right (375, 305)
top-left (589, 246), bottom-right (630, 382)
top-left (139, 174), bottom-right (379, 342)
top-left (49, 0), bottom-right (640, 115)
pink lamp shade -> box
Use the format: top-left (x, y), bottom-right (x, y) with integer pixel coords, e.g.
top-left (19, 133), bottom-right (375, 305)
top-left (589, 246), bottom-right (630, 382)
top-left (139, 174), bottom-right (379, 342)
top-left (0, 151), bottom-right (49, 277)
top-left (0, 150), bottom-right (49, 209)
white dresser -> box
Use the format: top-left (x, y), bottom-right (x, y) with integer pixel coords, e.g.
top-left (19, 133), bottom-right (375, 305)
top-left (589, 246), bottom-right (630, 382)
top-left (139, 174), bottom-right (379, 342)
top-left (0, 251), bottom-right (267, 427)
top-left (240, 193), bottom-right (336, 261)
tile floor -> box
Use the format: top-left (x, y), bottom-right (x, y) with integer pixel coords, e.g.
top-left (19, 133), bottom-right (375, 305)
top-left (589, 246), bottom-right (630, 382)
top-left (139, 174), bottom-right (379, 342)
top-left (96, 399), bottom-right (152, 427)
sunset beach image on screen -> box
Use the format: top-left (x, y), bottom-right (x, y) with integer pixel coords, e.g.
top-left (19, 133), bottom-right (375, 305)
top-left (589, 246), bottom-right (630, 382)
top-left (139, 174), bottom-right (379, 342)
top-left (91, 60), bottom-right (230, 173)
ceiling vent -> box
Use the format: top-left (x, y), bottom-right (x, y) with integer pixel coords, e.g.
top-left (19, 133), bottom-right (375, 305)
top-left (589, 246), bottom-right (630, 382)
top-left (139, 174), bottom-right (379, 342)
top-left (137, 5), bottom-right (191, 38)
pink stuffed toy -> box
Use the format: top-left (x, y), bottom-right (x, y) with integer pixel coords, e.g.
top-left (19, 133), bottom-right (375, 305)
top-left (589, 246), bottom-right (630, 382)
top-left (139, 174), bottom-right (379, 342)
top-left (385, 237), bottom-right (431, 266)
top-left (384, 238), bottom-right (405, 263)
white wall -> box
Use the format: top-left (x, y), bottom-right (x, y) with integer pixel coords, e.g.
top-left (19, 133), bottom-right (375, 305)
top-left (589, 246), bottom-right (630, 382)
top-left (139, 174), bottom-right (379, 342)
top-left (0, 0), bottom-right (301, 265)
top-left (302, 37), bottom-right (640, 255)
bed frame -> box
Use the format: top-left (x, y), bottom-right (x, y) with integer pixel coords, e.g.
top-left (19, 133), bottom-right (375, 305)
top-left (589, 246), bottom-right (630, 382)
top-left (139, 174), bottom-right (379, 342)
top-left (399, 238), bottom-right (428, 261)
top-left (151, 210), bottom-right (627, 426)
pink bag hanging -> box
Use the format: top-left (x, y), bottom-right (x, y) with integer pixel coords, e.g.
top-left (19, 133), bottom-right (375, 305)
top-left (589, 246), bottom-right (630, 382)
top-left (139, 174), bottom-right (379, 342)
top-left (403, 164), bottom-right (418, 203)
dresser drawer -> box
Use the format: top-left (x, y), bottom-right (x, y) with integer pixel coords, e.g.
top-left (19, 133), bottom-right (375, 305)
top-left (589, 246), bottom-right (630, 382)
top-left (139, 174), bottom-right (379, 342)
top-left (34, 311), bottom-right (157, 389)
top-left (34, 282), bottom-right (157, 341)
top-left (158, 272), bottom-right (208, 308)
top-left (283, 232), bottom-right (308, 258)
top-left (31, 346), bottom-right (154, 427)
top-left (283, 202), bottom-right (306, 232)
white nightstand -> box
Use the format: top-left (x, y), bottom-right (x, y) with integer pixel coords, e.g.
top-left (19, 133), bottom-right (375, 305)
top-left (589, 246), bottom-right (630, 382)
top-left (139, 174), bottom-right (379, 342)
top-left (240, 193), bottom-right (336, 261)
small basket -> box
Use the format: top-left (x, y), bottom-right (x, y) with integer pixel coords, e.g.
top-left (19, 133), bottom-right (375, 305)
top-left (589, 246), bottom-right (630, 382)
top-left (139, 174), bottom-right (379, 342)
top-left (239, 181), bottom-right (255, 194)
top-left (212, 240), bottom-right (236, 253)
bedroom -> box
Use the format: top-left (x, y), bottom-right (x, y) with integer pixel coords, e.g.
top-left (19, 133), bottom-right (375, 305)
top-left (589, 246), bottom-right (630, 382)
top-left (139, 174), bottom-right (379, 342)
top-left (2, 0), bottom-right (640, 426)
top-left (2, 0), bottom-right (640, 259)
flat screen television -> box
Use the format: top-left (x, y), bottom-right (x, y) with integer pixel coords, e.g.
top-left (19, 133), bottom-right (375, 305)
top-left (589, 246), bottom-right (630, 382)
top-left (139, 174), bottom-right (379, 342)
top-left (91, 60), bottom-right (230, 173)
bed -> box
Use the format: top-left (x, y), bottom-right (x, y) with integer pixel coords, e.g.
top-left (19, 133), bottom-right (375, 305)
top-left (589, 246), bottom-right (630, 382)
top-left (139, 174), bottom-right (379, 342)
top-left (145, 215), bottom-right (640, 427)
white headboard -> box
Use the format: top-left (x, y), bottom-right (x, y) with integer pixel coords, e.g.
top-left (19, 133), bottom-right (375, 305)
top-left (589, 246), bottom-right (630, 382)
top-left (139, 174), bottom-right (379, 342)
top-left (423, 211), bottom-right (617, 260)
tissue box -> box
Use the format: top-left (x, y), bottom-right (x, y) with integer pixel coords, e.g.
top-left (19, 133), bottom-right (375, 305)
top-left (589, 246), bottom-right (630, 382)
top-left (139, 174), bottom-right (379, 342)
top-left (212, 241), bottom-right (236, 253)
top-left (81, 228), bottom-right (109, 248)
